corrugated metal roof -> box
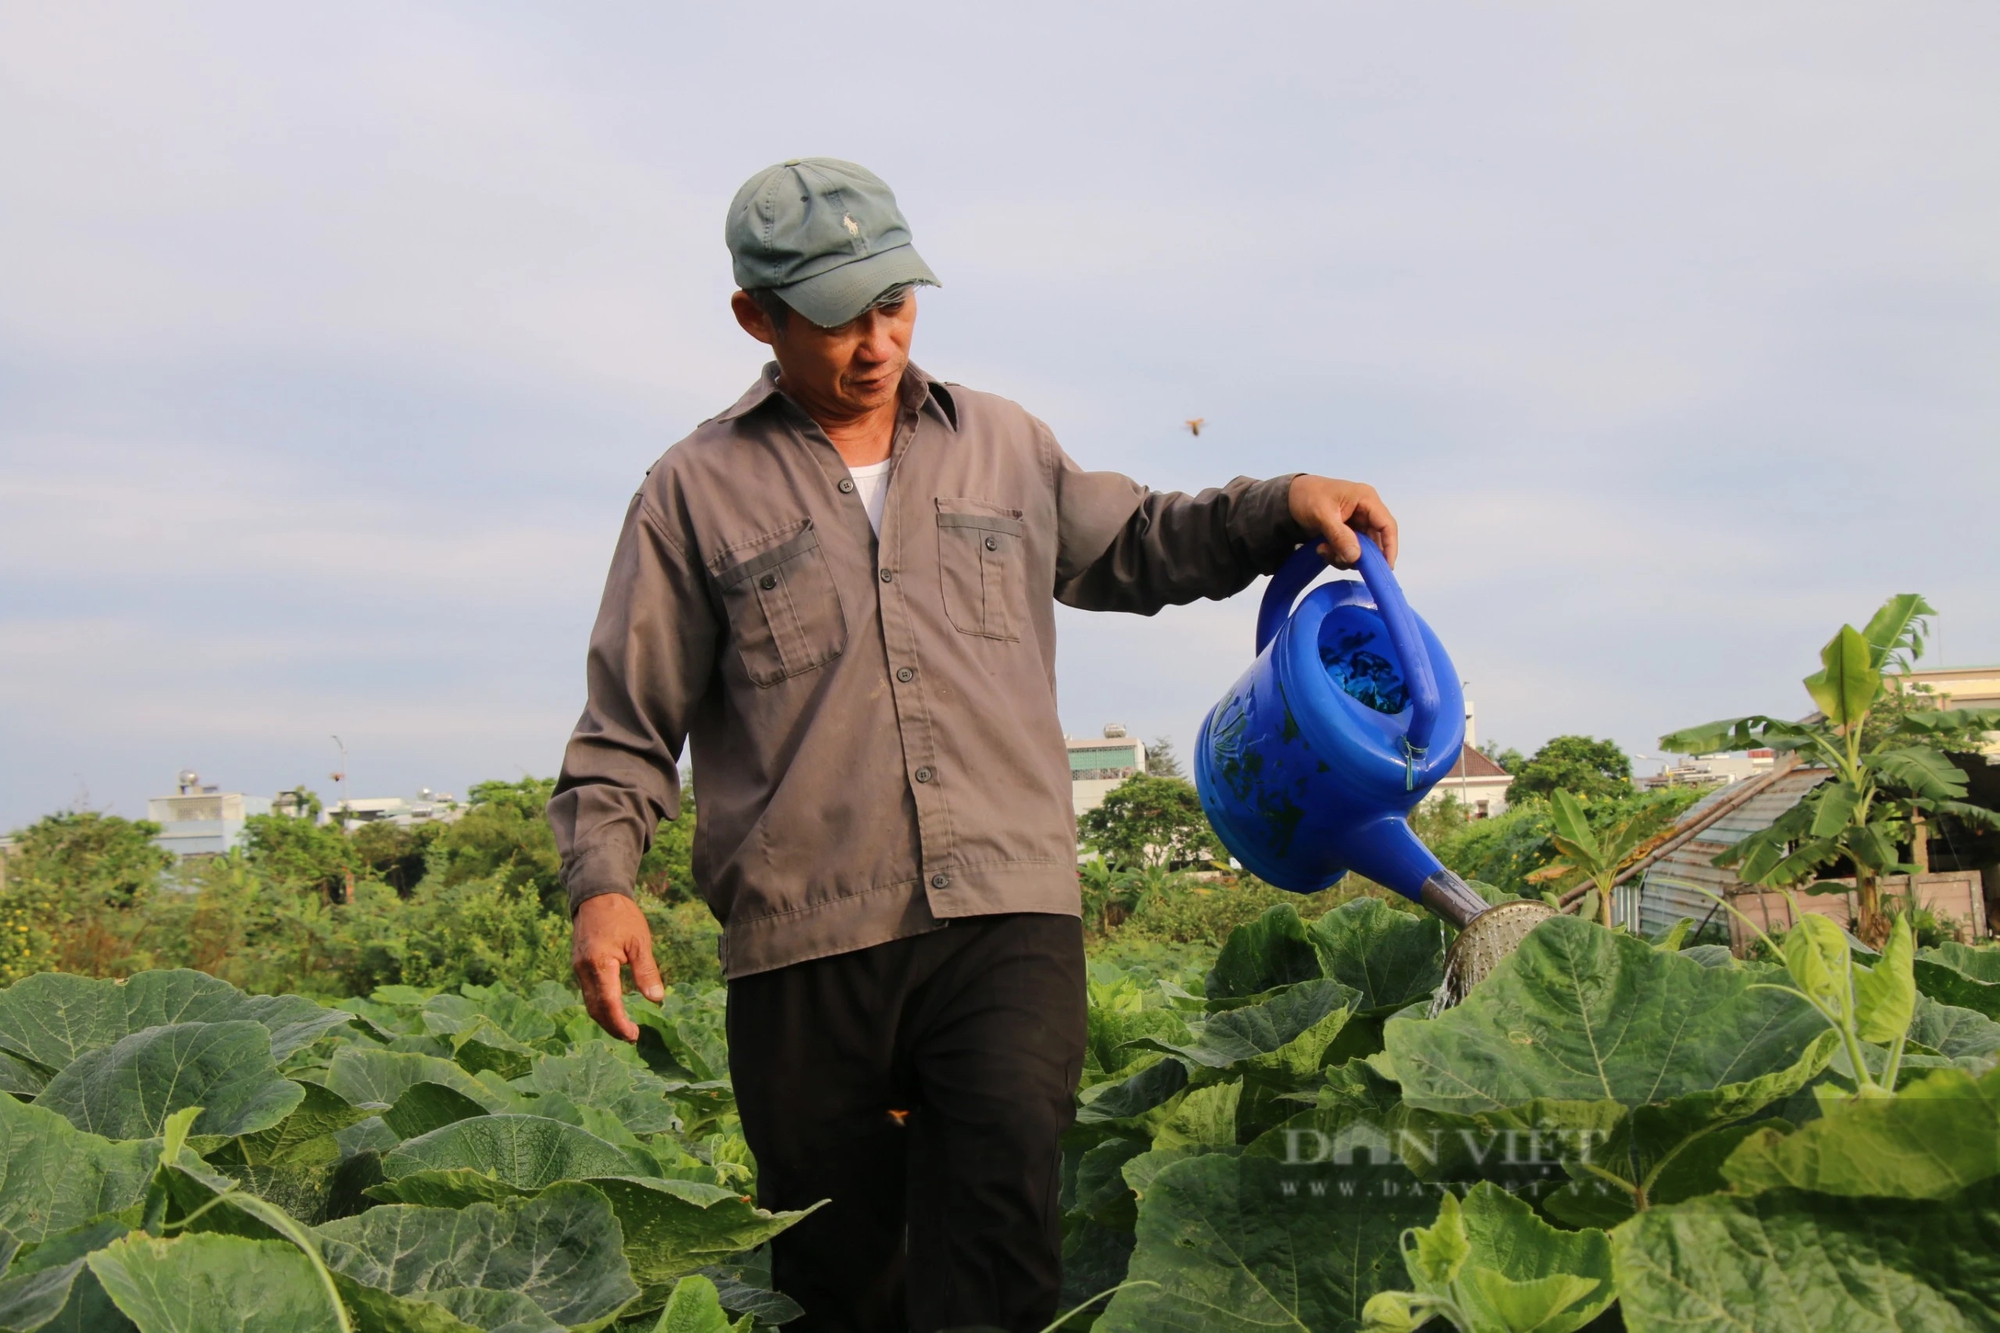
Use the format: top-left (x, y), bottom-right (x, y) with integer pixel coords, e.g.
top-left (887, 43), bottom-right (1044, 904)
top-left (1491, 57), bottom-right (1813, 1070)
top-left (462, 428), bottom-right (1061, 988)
top-left (1615, 758), bottom-right (1831, 938)
top-left (1699, 769), bottom-right (1831, 846)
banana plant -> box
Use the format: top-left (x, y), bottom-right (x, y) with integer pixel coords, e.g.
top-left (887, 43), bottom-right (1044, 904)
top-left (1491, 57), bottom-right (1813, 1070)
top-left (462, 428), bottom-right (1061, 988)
top-left (1661, 594), bottom-right (2000, 946)
top-left (1526, 790), bottom-right (1675, 928)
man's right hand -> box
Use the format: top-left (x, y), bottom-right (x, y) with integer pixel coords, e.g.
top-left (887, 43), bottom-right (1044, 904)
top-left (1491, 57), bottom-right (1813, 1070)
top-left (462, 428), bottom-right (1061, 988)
top-left (572, 893), bottom-right (666, 1042)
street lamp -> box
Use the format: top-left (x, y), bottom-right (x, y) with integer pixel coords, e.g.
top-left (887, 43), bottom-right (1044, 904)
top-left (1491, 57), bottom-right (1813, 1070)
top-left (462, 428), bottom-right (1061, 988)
top-left (330, 735), bottom-right (348, 821)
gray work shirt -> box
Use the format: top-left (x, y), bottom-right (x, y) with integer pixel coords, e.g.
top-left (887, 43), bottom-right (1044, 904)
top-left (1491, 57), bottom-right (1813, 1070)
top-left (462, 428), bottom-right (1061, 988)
top-left (549, 362), bottom-right (1307, 977)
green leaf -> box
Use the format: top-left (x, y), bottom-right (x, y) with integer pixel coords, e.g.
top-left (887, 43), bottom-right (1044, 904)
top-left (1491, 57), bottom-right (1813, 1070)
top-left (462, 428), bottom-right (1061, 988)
top-left (1085, 1006), bottom-right (1194, 1084)
top-left (0, 971), bottom-right (351, 1074)
top-left (1914, 953), bottom-right (2000, 1019)
top-left (695, 1267), bottom-right (803, 1326)
top-left (439, 1021), bottom-right (538, 1081)
top-left (0, 1219), bottom-right (133, 1333)
top-left (1922, 943), bottom-right (2000, 984)
top-left (1130, 980), bottom-right (1357, 1071)
top-left (1860, 593), bottom-right (1935, 669)
top-left (650, 1275), bottom-right (743, 1333)
top-left (1778, 914), bottom-right (1849, 1016)
top-left (1075, 1058), bottom-right (1190, 1126)
top-left (216, 1081), bottom-right (372, 1168)
top-left (1094, 1152), bottom-right (1432, 1333)
top-left (331, 1274), bottom-right (555, 1333)
top-left (1657, 717), bottom-right (1782, 756)
top-left (1547, 790), bottom-right (1603, 868)
top-left (584, 1176), bottom-right (819, 1292)
top-left (1308, 898), bottom-right (1446, 1015)
top-left (377, 1116), bottom-right (642, 1196)
top-left (1867, 747), bottom-right (1968, 801)
top-left (1151, 1083), bottom-right (1242, 1151)
top-left (0, 1088), bottom-right (161, 1242)
top-left (1807, 781), bottom-right (1862, 839)
top-left (421, 991), bottom-right (556, 1049)
top-left (1611, 1178), bottom-right (2000, 1331)
top-left (1721, 1064), bottom-right (2000, 1199)
top-left (1935, 800), bottom-right (2000, 834)
top-left (1854, 914), bottom-right (1917, 1044)
top-left (35, 1021), bottom-right (304, 1141)
top-left (315, 1182), bottom-right (639, 1327)
top-left (1402, 1184), bottom-right (1613, 1333)
top-left (1802, 624), bottom-right (1880, 732)
top-left (381, 1084), bottom-right (490, 1143)
top-left (320, 1049), bottom-right (509, 1114)
top-left (509, 1047), bottom-right (679, 1135)
top-left (1540, 1031), bottom-right (1837, 1227)
top-left (1909, 995), bottom-right (2000, 1065)
top-left (1205, 905), bottom-right (1323, 1000)
top-left (86, 1232), bottom-right (345, 1333)
top-left (1383, 917), bottom-right (1829, 1114)
top-left (0, 1051), bottom-right (49, 1100)
top-left (1075, 1137), bottom-right (1150, 1229)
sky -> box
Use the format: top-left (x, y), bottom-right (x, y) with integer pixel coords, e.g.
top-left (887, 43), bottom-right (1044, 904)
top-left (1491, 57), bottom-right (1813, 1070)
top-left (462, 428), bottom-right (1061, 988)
top-left (2, 2), bottom-right (1996, 829)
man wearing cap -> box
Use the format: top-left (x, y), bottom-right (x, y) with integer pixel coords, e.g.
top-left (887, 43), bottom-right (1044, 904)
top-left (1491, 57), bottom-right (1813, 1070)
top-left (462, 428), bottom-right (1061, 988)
top-left (551, 159), bottom-right (1398, 1332)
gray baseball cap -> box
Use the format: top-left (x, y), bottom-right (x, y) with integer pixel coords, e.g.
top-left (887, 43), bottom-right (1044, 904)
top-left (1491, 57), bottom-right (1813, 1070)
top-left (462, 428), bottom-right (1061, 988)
top-left (725, 158), bottom-right (939, 328)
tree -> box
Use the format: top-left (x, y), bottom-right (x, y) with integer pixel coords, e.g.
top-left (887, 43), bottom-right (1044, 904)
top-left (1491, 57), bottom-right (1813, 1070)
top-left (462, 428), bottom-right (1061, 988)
top-left (349, 819), bottom-right (443, 894)
top-left (1661, 594), bottom-right (2000, 946)
top-left (4, 811), bottom-right (172, 905)
top-left (1146, 736), bottom-right (1185, 779)
top-left (1527, 790), bottom-right (1675, 927)
top-left (1479, 742), bottom-right (1526, 774)
top-left (1078, 775), bottom-right (1221, 870)
top-left (1506, 736), bottom-right (1633, 803)
top-left (434, 777), bottom-right (562, 913)
top-left (243, 813), bottom-right (355, 900)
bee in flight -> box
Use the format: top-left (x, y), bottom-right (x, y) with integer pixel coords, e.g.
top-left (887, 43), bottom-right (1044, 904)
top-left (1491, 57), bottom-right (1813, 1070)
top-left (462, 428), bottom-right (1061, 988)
top-left (1185, 418), bottom-right (1206, 436)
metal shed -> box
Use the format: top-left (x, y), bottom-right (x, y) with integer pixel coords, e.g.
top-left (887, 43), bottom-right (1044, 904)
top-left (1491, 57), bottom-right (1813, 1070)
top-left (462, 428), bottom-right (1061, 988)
top-left (1614, 757), bottom-right (1990, 948)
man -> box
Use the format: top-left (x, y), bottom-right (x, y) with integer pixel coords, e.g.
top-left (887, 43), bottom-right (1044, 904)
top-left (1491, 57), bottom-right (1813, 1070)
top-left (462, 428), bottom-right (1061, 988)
top-left (551, 158), bottom-right (1398, 1333)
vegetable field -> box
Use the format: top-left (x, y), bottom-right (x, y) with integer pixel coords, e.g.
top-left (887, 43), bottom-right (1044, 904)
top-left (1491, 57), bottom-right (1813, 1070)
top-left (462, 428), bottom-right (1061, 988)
top-left (0, 900), bottom-right (1996, 1331)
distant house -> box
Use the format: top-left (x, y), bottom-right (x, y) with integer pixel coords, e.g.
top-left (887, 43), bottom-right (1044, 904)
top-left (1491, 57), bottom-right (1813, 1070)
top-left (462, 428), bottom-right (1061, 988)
top-left (1611, 755), bottom-right (1991, 948)
top-left (1418, 700), bottom-right (1514, 818)
top-left (1068, 725), bottom-right (1149, 819)
top-left (1422, 746), bottom-right (1514, 819)
top-left (147, 771), bottom-right (272, 859)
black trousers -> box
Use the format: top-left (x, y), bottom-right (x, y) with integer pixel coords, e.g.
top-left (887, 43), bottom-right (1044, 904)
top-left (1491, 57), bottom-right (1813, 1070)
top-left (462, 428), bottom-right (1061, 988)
top-left (726, 912), bottom-right (1088, 1333)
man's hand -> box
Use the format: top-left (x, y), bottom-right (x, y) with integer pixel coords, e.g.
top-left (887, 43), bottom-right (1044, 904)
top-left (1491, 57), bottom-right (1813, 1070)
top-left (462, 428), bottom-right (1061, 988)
top-left (1287, 476), bottom-right (1399, 569)
top-left (572, 893), bottom-right (666, 1042)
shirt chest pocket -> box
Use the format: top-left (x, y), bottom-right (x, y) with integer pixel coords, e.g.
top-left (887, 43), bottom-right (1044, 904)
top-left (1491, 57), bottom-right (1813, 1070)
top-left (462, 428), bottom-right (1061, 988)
top-left (714, 521), bottom-right (848, 687)
top-left (936, 498), bottom-right (1027, 642)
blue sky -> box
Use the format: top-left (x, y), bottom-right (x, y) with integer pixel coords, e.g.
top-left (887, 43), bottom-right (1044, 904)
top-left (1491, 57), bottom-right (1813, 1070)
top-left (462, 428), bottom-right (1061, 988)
top-left (3, 2), bottom-right (1996, 829)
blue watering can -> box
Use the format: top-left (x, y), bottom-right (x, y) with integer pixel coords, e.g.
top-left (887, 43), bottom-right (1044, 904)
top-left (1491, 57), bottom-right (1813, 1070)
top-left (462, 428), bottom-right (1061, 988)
top-left (1195, 536), bottom-right (1497, 932)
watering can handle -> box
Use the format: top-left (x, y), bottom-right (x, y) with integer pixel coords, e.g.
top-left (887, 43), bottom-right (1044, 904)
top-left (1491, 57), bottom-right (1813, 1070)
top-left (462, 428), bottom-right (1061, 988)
top-left (1255, 537), bottom-right (1443, 753)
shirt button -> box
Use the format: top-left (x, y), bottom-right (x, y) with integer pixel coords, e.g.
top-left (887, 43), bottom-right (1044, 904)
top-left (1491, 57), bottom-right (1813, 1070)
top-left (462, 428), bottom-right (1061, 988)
top-left (984, 536), bottom-right (998, 551)
top-left (896, 666), bottom-right (915, 683)
top-left (759, 574), bottom-right (777, 590)
top-left (880, 569), bottom-right (894, 583)
top-left (838, 478), bottom-right (856, 494)
top-left (914, 766), bottom-right (934, 784)
top-left (931, 872), bottom-right (951, 889)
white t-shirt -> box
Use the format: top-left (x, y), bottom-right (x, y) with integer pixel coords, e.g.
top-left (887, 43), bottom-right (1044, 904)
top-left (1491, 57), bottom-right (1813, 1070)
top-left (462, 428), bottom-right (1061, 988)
top-left (848, 459), bottom-right (893, 535)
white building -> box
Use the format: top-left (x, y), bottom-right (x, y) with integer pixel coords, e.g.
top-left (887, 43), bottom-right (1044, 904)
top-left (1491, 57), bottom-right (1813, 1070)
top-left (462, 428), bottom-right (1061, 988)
top-left (332, 789), bottom-right (462, 829)
top-left (1418, 700), bottom-right (1515, 819)
top-left (1643, 749), bottom-right (1778, 791)
top-left (147, 771), bottom-right (272, 858)
top-left (1068, 725), bottom-right (1148, 819)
